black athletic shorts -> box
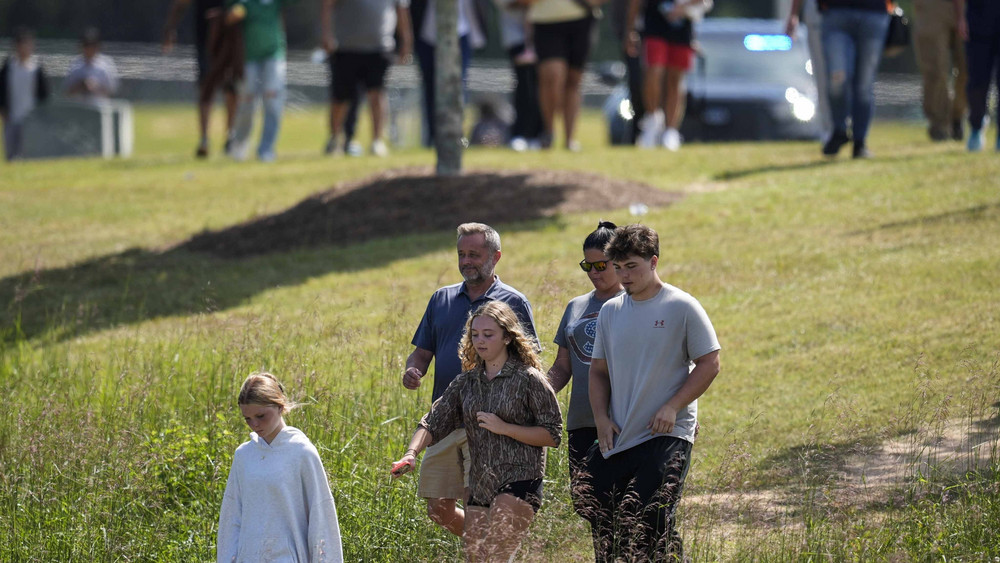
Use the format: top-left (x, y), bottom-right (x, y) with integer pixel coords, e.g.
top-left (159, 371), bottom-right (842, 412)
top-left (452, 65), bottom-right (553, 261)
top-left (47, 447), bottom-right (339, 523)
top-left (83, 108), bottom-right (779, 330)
top-left (467, 478), bottom-right (544, 512)
top-left (533, 17), bottom-right (594, 69)
top-left (329, 51), bottom-right (392, 101)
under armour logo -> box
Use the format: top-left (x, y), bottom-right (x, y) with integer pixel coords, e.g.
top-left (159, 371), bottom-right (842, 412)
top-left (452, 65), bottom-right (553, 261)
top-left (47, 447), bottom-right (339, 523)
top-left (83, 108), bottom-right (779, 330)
top-left (654, 320), bottom-right (665, 328)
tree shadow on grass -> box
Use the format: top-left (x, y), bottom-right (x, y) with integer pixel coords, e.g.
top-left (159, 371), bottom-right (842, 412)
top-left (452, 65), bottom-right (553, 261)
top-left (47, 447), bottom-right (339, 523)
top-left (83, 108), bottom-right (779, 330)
top-left (1, 169), bottom-right (681, 344)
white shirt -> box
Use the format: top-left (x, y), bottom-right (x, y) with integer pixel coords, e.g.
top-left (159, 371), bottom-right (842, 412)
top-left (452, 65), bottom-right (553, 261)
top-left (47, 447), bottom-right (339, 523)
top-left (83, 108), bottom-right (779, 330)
top-left (217, 427), bottom-right (344, 563)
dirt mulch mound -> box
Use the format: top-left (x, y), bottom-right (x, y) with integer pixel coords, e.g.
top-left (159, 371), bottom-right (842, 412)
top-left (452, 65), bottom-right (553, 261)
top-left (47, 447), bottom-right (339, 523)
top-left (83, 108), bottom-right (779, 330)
top-left (181, 167), bottom-right (682, 258)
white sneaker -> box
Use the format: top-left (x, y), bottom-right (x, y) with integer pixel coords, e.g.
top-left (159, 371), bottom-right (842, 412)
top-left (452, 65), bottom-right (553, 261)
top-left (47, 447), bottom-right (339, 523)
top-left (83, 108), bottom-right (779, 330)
top-left (324, 135), bottom-right (343, 156)
top-left (346, 140), bottom-right (363, 157)
top-left (510, 136), bottom-right (528, 152)
top-left (637, 111), bottom-right (664, 149)
top-left (662, 128), bottom-right (681, 151)
top-left (371, 139), bottom-right (389, 157)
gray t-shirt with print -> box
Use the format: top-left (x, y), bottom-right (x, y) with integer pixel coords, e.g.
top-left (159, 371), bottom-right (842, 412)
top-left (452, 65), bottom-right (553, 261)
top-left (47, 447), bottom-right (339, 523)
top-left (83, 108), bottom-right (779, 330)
top-left (592, 283), bottom-right (720, 457)
top-left (554, 289), bottom-right (623, 431)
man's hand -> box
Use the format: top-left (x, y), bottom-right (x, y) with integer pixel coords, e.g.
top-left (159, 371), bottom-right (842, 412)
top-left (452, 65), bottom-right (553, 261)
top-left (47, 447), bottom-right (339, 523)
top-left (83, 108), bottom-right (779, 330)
top-left (476, 412), bottom-right (508, 435)
top-left (648, 403), bottom-right (678, 435)
top-left (402, 367), bottom-right (423, 390)
top-left (595, 414), bottom-right (620, 454)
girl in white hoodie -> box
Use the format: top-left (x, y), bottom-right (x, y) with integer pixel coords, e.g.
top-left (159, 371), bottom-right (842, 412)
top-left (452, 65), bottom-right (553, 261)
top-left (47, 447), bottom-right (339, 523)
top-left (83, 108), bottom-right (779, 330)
top-left (217, 372), bottom-right (344, 563)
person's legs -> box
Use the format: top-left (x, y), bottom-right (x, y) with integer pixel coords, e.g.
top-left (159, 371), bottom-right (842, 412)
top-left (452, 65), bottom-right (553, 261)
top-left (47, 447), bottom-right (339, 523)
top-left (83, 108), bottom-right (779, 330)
top-left (820, 9), bottom-right (855, 155)
top-left (463, 505), bottom-right (489, 562)
top-left (537, 58), bottom-right (567, 148)
top-left (257, 55), bottom-right (286, 161)
top-left (3, 120), bottom-right (23, 161)
top-left (951, 23), bottom-right (969, 139)
top-left (582, 443), bottom-right (628, 562)
top-left (230, 60), bottom-right (261, 160)
top-left (563, 66), bottom-right (584, 148)
top-left (629, 437), bottom-right (692, 561)
top-left (367, 88), bottom-right (388, 155)
top-left (913, 0), bottom-right (954, 139)
top-left (414, 38), bottom-right (436, 147)
top-left (483, 494), bottom-right (536, 562)
top-left (849, 10), bottom-right (890, 154)
top-left (567, 427), bottom-right (597, 518)
top-left (663, 67), bottom-right (686, 151)
top-left (625, 48), bottom-right (645, 142)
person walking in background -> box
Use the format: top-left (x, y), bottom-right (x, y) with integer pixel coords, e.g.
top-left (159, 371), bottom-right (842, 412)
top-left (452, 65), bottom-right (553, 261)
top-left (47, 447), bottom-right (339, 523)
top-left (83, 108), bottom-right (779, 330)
top-left (392, 301), bottom-right (561, 562)
top-left (1, 27), bottom-right (49, 161)
top-left (913, 0), bottom-right (967, 142)
top-left (321, 0), bottom-right (412, 158)
top-left (788, 0), bottom-right (889, 159)
top-left (955, 0), bottom-right (1000, 152)
top-left (218, 372), bottom-right (343, 562)
top-left (409, 0), bottom-right (488, 147)
top-left (400, 222), bottom-right (539, 540)
top-left (584, 224), bottom-right (720, 561)
top-left (627, 0), bottom-right (712, 151)
top-left (225, 0), bottom-right (291, 162)
top-left (526, 0), bottom-right (606, 151)
top-left (545, 221), bottom-right (623, 524)
top-left (163, 0), bottom-right (242, 158)
top-left (494, 0), bottom-right (545, 151)
top-left (64, 28), bottom-right (119, 101)
top-left (609, 0), bottom-right (645, 144)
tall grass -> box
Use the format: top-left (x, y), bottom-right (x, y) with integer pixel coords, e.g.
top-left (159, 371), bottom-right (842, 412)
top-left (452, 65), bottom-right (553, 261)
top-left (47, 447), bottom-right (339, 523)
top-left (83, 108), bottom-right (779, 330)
top-left (1, 107), bottom-right (998, 560)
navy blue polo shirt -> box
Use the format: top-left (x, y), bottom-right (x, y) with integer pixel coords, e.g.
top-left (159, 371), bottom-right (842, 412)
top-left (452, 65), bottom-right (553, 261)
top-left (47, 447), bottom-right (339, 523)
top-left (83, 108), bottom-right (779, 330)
top-left (412, 276), bottom-right (538, 402)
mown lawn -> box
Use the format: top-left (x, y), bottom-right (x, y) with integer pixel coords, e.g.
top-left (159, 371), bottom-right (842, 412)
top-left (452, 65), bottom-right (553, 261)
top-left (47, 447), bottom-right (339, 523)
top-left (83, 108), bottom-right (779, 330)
top-left (1, 105), bottom-right (998, 561)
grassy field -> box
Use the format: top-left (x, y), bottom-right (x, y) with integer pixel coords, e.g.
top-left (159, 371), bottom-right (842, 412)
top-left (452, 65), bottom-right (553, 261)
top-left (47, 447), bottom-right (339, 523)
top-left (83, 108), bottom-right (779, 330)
top-left (1, 104), bottom-right (998, 561)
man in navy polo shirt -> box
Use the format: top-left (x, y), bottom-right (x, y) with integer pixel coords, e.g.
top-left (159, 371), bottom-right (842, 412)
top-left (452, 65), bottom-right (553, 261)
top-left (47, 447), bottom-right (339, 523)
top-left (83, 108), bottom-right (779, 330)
top-left (402, 222), bottom-right (538, 537)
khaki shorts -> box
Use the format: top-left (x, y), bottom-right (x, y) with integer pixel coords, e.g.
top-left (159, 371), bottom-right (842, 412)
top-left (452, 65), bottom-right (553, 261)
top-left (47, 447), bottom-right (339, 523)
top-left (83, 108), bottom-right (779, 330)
top-left (418, 428), bottom-right (471, 500)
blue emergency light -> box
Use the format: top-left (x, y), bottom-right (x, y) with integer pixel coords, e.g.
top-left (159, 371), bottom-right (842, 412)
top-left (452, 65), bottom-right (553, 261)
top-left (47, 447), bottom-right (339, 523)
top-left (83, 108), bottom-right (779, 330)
top-left (743, 34), bottom-right (793, 52)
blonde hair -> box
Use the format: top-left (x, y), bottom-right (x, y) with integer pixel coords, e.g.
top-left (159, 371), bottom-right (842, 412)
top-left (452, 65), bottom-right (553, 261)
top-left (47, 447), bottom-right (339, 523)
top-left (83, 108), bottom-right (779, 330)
top-left (238, 372), bottom-right (297, 414)
top-left (458, 301), bottom-right (541, 372)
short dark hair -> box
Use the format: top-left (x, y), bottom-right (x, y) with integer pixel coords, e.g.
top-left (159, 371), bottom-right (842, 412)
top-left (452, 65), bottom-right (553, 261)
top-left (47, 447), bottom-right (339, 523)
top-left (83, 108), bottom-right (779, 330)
top-left (13, 27), bottom-right (34, 44)
top-left (583, 220), bottom-right (617, 252)
top-left (81, 27), bottom-right (101, 46)
top-left (605, 224), bottom-right (659, 262)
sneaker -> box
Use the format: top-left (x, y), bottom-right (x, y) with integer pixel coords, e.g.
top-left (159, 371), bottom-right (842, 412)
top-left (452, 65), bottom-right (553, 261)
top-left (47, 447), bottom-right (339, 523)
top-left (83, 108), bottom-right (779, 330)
top-left (995, 134), bottom-right (1000, 152)
top-left (195, 140), bottom-right (209, 159)
top-left (822, 130), bottom-right (850, 157)
top-left (223, 138), bottom-right (233, 156)
top-left (538, 131), bottom-right (553, 150)
top-left (951, 119), bottom-right (964, 141)
top-left (637, 111), bottom-right (664, 149)
top-left (258, 151), bottom-right (276, 163)
top-left (662, 128), bottom-right (681, 151)
top-left (346, 140), bottom-right (363, 157)
top-left (928, 126), bottom-right (949, 142)
top-left (324, 135), bottom-right (343, 156)
top-left (371, 139), bottom-right (389, 157)
top-left (566, 139), bottom-right (582, 152)
top-left (968, 128), bottom-right (984, 152)
top-left (510, 136), bottom-right (529, 152)
top-left (852, 143), bottom-right (872, 159)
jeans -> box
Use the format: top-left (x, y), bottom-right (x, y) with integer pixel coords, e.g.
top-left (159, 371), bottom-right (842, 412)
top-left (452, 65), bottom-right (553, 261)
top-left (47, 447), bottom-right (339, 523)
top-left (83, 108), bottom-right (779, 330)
top-left (415, 36), bottom-right (471, 147)
top-left (232, 56), bottom-right (286, 160)
top-left (582, 436), bottom-right (692, 563)
top-left (821, 8), bottom-right (890, 145)
top-left (965, 7), bottom-right (1000, 131)
top-left (3, 120), bottom-right (24, 161)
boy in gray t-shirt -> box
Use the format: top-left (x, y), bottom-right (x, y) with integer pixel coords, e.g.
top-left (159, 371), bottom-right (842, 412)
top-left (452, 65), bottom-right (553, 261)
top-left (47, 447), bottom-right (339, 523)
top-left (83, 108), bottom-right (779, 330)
top-left (585, 223), bottom-right (721, 562)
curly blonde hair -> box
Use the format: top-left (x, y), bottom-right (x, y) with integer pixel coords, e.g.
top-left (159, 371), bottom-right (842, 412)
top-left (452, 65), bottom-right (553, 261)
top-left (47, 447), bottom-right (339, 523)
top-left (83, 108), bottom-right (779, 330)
top-left (458, 301), bottom-right (541, 372)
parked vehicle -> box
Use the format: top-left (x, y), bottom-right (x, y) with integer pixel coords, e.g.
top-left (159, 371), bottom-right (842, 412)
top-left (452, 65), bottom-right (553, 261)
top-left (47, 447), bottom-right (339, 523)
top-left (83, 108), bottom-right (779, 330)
top-left (604, 18), bottom-right (822, 144)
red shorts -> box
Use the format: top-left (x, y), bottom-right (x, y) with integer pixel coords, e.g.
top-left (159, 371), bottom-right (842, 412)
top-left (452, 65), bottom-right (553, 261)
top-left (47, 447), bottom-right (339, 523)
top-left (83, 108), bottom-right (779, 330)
top-left (643, 37), bottom-right (695, 71)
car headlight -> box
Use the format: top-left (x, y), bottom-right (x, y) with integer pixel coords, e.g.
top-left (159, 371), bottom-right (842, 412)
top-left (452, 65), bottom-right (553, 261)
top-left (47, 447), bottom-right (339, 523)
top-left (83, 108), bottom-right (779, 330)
top-left (784, 87), bottom-right (816, 122)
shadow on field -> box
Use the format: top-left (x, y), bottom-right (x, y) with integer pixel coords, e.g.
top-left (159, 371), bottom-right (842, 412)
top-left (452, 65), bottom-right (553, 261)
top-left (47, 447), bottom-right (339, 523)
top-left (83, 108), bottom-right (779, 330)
top-left (0, 168), bottom-right (680, 343)
top-left (713, 159), bottom-right (837, 181)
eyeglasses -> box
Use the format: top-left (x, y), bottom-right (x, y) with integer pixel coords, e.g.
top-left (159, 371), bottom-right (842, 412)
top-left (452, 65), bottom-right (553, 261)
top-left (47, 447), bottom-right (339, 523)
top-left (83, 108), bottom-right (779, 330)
top-left (579, 259), bottom-right (609, 272)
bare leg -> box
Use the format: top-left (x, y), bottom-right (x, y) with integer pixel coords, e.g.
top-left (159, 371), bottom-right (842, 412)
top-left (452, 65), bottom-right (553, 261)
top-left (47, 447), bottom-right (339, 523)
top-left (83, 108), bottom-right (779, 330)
top-left (643, 65), bottom-right (665, 119)
top-left (367, 88), bottom-right (387, 142)
top-left (483, 494), bottom-right (535, 563)
top-left (537, 58), bottom-right (568, 146)
top-left (224, 89), bottom-right (237, 138)
top-left (563, 67), bottom-right (584, 147)
top-left (426, 498), bottom-right (465, 537)
top-left (665, 67), bottom-right (686, 130)
top-left (463, 506), bottom-right (490, 562)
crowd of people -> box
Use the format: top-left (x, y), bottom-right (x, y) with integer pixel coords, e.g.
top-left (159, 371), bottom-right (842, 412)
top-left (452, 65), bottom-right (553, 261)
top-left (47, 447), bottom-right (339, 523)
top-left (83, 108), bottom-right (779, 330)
top-left (5, 0), bottom-right (1000, 161)
top-left (217, 221), bottom-right (721, 561)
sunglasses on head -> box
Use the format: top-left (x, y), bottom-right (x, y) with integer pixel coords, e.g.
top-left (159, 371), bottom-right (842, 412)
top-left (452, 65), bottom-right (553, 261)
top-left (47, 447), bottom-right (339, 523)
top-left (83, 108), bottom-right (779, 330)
top-left (579, 259), bottom-right (609, 272)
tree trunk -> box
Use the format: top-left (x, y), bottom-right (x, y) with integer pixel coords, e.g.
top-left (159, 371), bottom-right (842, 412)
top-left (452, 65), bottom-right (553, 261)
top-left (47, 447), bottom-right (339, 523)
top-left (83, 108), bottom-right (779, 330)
top-left (434, 0), bottom-right (463, 176)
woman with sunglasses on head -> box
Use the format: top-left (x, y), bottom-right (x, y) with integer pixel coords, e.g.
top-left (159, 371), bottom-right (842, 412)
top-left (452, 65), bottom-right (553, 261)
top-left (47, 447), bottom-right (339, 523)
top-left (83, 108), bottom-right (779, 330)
top-left (545, 221), bottom-right (624, 521)
top-left (391, 301), bottom-right (561, 562)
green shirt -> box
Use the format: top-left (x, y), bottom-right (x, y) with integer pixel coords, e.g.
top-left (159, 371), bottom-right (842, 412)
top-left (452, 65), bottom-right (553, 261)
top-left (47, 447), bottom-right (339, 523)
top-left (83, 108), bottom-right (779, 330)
top-left (228, 0), bottom-right (288, 61)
